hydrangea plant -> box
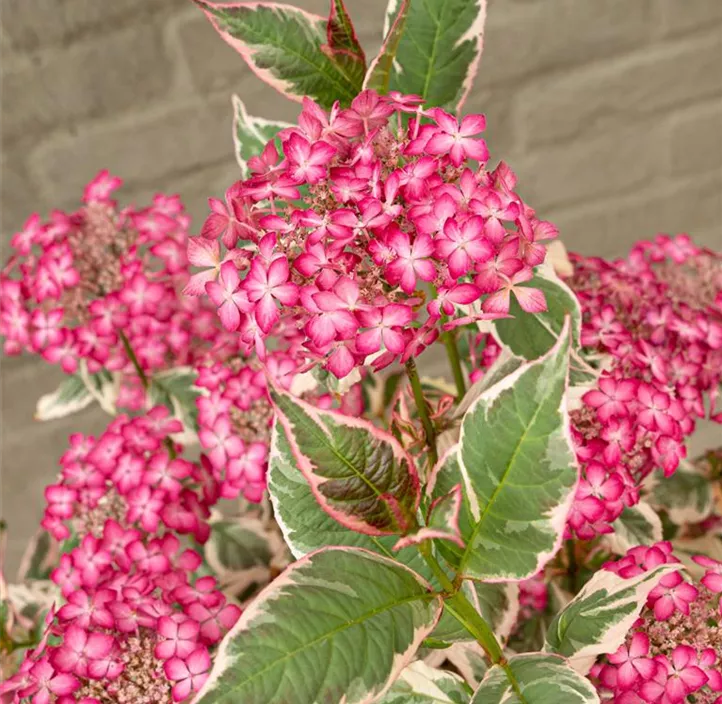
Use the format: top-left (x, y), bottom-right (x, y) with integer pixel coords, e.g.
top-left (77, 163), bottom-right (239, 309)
top-left (1, 1), bottom-right (721, 703)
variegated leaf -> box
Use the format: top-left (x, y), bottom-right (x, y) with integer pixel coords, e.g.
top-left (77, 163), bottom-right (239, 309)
top-left (324, 0), bottom-right (366, 87)
top-left (193, 0), bottom-right (361, 108)
top-left (493, 267), bottom-right (582, 362)
top-left (471, 653), bottom-right (600, 703)
top-left (194, 547), bottom-right (442, 704)
top-left (377, 660), bottom-right (471, 703)
top-left (363, 0), bottom-right (410, 94)
top-left (381, 0), bottom-right (487, 111)
top-left (35, 367), bottom-right (117, 421)
top-left (650, 461), bottom-right (714, 525)
top-left (205, 516), bottom-right (287, 601)
top-left (269, 382), bottom-right (420, 535)
top-left (544, 563), bottom-right (678, 674)
top-left (455, 321), bottom-right (578, 581)
top-left (445, 642), bottom-right (488, 688)
top-left (232, 94), bottom-right (290, 176)
top-left (607, 502), bottom-right (663, 554)
top-left (394, 485), bottom-right (464, 551)
top-left (267, 423), bottom-right (432, 580)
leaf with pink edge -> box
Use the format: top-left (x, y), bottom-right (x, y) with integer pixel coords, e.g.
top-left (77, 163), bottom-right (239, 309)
top-left (323, 0), bottom-right (366, 88)
top-left (455, 320), bottom-right (578, 582)
top-left (381, 0), bottom-right (487, 111)
top-left (268, 381), bottom-right (421, 536)
top-left (193, 0), bottom-right (360, 108)
top-left (363, 0), bottom-right (410, 94)
top-left (193, 547), bottom-right (442, 704)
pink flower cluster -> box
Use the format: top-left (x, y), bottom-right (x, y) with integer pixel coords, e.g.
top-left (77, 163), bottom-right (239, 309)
top-left (592, 542), bottom-right (722, 703)
top-left (188, 90), bottom-right (558, 377)
top-left (0, 172), bottom-right (235, 394)
top-left (40, 409), bottom-right (217, 543)
top-left (566, 235), bottom-right (722, 539)
top-left (194, 359), bottom-right (273, 503)
top-left (2, 409), bottom-right (242, 703)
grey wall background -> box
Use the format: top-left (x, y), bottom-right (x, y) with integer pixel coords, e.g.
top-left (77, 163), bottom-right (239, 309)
top-left (1, 0), bottom-right (721, 571)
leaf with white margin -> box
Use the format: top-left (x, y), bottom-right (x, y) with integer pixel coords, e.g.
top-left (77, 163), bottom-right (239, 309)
top-left (650, 461), bottom-right (713, 525)
top-left (432, 580), bottom-right (519, 645)
top-left (268, 381), bottom-right (420, 535)
top-left (445, 642), bottom-right (488, 688)
top-left (493, 267), bottom-right (582, 362)
top-left (456, 320), bottom-right (578, 582)
top-left (607, 502), bottom-right (663, 554)
top-left (35, 367), bottom-right (117, 421)
top-left (267, 423), bottom-right (432, 581)
top-left (382, 0), bottom-right (487, 112)
top-left (193, 547), bottom-right (442, 704)
top-left (377, 660), bottom-right (471, 703)
top-left (471, 653), bottom-right (600, 703)
top-left (205, 516), bottom-right (287, 600)
top-left (232, 94), bottom-right (290, 176)
top-left (394, 485), bottom-right (464, 551)
top-left (543, 562), bottom-right (678, 674)
top-left (193, 0), bottom-right (360, 108)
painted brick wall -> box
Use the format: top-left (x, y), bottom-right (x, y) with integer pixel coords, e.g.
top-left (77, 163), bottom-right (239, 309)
top-left (1, 0), bottom-right (721, 570)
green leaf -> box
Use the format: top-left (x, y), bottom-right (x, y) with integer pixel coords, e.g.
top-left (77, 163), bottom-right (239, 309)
top-left (607, 502), bottom-right (663, 554)
top-left (544, 563), bottom-right (678, 674)
top-left (493, 268), bottom-right (582, 362)
top-left (377, 660), bottom-right (471, 703)
top-left (383, 0), bottom-right (487, 111)
top-left (17, 530), bottom-right (60, 581)
top-left (650, 461), bottom-right (714, 525)
top-left (205, 517), bottom-right (286, 602)
top-left (194, 0), bottom-right (361, 109)
top-left (195, 547), bottom-right (442, 704)
top-left (268, 423), bottom-right (432, 580)
top-left (232, 94), bottom-right (290, 176)
top-left (148, 366), bottom-right (201, 441)
top-left (364, 0), bottom-right (410, 94)
top-left (35, 368), bottom-right (116, 421)
top-left (471, 653), bottom-right (600, 703)
top-left (269, 381), bottom-right (420, 535)
top-left (456, 321), bottom-right (578, 581)
top-left (206, 518), bottom-right (274, 573)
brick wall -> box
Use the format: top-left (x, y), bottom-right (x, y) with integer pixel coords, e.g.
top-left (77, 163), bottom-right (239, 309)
top-left (1, 0), bottom-right (721, 570)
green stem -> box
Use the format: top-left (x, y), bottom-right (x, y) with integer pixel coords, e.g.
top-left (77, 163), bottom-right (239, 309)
top-left (119, 329), bottom-right (177, 460)
top-left (442, 331), bottom-right (466, 401)
top-left (119, 330), bottom-right (150, 390)
top-left (418, 542), bottom-right (506, 664)
top-left (405, 358), bottom-right (438, 467)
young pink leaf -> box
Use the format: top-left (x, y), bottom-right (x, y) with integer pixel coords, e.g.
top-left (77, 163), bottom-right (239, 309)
top-left (393, 484), bottom-right (465, 550)
top-left (322, 0), bottom-right (366, 87)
